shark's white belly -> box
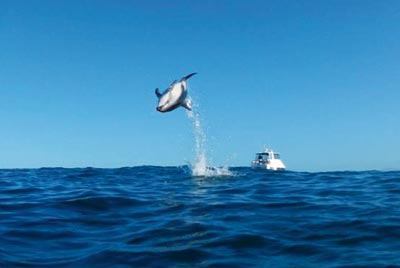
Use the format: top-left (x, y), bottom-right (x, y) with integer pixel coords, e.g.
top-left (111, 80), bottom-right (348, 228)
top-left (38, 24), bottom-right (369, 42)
top-left (168, 83), bottom-right (185, 103)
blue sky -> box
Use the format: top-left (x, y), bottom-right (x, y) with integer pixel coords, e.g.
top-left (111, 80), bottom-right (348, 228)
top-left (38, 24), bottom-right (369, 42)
top-left (1, 0), bottom-right (399, 171)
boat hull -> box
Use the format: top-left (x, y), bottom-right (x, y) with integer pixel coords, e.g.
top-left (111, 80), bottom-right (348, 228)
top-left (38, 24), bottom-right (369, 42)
top-left (251, 160), bottom-right (286, 170)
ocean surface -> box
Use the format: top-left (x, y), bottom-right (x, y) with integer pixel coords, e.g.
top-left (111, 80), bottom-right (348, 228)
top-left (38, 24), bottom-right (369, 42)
top-left (1, 167), bottom-right (400, 268)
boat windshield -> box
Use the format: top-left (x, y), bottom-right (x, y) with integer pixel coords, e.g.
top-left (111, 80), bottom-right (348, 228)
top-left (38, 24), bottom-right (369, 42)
top-left (274, 153), bottom-right (280, 159)
top-left (256, 153), bottom-right (269, 161)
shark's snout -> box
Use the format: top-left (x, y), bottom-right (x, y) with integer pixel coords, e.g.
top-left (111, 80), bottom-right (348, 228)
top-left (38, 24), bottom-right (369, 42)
top-left (156, 106), bottom-right (166, 112)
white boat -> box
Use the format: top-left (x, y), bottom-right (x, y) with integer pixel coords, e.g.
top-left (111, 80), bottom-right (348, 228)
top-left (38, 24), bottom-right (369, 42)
top-left (251, 148), bottom-right (286, 170)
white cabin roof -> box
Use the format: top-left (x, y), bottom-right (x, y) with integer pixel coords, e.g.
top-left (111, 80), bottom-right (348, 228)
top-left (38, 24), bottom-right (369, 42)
top-left (256, 149), bottom-right (280, 154)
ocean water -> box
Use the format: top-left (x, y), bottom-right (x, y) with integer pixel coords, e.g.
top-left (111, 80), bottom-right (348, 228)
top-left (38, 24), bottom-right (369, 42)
top-left (1, 167), bottom-right (400, 268)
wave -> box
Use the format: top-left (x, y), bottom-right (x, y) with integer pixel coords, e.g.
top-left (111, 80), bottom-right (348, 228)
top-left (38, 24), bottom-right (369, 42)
top-left (1, 168), bottom-right (400, 267)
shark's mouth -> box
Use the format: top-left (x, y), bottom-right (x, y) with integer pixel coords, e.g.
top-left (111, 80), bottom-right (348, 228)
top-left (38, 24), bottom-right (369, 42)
top-left (156, 105), bottom-right (167, 112)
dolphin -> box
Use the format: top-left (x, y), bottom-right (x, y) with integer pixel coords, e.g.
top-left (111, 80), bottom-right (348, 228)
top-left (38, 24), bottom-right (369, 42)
top-left (155, 73), bottom-right (197, 113)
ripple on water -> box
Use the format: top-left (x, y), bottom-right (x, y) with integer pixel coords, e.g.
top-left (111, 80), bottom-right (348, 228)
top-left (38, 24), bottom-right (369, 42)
top-left (1, 168), bottom-right (400, 267)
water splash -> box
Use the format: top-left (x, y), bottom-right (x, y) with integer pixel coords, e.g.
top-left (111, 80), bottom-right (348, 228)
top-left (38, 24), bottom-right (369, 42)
top-left (186, 99), bottom-right (232, 177)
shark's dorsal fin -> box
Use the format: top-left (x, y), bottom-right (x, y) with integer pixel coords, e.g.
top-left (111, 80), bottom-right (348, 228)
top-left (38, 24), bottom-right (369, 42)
top-left (181, 72), bottom-right (197, 82)
top-left (155, 88), bottom-right (162, 98)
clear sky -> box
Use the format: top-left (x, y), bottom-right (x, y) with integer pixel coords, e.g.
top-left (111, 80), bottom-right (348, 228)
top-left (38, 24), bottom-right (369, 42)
top-left (1, 0), bottom-right (399, 171)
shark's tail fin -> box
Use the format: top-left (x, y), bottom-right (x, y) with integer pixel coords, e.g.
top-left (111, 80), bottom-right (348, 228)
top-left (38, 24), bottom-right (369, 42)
top-left (182, 98), bottom-right (192, 111)
top-left (181, 72), bottom-right (197, 81)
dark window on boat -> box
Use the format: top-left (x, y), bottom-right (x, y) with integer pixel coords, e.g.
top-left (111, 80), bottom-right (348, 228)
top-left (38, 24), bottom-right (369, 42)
top-left (274, 153), bottom-right (280, 159)
top-left (256, 154), bottom-right (269, 161)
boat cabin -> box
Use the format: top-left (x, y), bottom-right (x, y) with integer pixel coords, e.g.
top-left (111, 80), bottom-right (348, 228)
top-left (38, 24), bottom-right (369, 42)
top-left (255, 152), bottom-right (281, 162)
top-left (251, 148), bottom-right (286, 170)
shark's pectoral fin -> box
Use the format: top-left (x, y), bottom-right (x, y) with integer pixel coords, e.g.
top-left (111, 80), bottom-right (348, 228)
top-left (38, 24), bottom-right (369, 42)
top-left (155, 88), bottom-right (162, 98)
top-left (181, 99), bottom-right (192, 111)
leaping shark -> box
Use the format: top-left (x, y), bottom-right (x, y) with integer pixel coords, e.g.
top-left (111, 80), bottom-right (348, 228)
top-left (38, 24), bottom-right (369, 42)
top-left (155, 73), bottom-right (197, 113)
